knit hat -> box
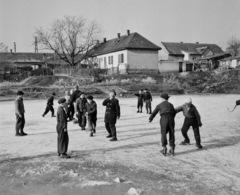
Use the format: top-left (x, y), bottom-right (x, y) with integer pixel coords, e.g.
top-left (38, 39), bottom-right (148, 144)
top-left (58, 98), bottom-right (66, 104)
top-left (160, 93), bottom-right (170, 100)
top-left (17, 91), bottom-right (24, 95)
top-left (52, 92), bottom-right (56, 96)
top-left (185, 97), bottom-right (192, 104)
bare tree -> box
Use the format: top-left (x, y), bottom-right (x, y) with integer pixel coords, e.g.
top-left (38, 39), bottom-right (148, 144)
top-left (35, 15), bottom-right (101, 67)
top-left (226, 36), bottom-right (240, 57)
top-left (0, 42), bottom-right (8, 52)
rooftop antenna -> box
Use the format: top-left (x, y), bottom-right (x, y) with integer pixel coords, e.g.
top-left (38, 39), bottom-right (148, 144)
top-left (35, 37), bottom-right (38, 53)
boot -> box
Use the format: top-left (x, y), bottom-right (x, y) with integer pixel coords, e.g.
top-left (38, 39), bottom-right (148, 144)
top-left (20, 130), bottom-right (27, 136)
top-left (196, 144), bottom-right (203, 149)
top-left (169, 146), bottom-right (175, 156)
top-left (106, 134), bottom-right (112, 138)
top-left (160, 147), bottom-right (167, 156)
top-left (180, 141), bottom-right (190, 145)
top-left (61, 153), bottom-right (71, 159)
top-left (110, 137), bottom-right (118, 141)
top-left (90, 132), bottom-right (93, 137)
top-left (93, 129), bottom-right (96, 134)
top-left (137, 110), bottom-right (139, 113)
top-left (42, 114), bottom-right (45, 117)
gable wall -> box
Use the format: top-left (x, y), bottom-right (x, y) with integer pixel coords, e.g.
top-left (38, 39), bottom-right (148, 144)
top-left (127, 49), bottom-right (158, 69)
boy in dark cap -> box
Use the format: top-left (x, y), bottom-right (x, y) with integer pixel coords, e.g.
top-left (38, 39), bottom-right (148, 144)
top-left (135, 89), bottom-right (144, 113)
top-left (15, 91), bottom-right (27, 136)
top-left (175, 97), bottom-right (203, 149)
top-left (75, 92), bottom-right (87, 130)
top-left (42, 92), bottom-right (56, 117)
top-left (56, 98), bottom-right (70, 158)
top-left (149, 93), bottom-right (176, 156)
top-left (144, 88), bottom-right (152, 114)
top-left (102, 90), bottom-right (120, 141)
top-left (85, 95), bottom-right (97, 137)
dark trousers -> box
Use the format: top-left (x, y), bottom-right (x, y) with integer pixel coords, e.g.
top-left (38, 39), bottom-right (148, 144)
top-left (145, 100), bottom-right (152, 113)
top-left (105, 123), bottom-right (117, 138)
top-left (57, 131), bottom-right (69, 155)
top-left (78, 111), bottom-right (86, 128)
top-left (160, 114), bottom-right (175, 147)
top-left (67, 103), bottom-right (74, 119)
top-left (15, 113), bottom-right (25, 134)
top-left (137, 101), bottom-right (143, 111)
top-left (43, 104), bottom-right (54, 116)
top-left (88, 117), bottom-right (97, 132)
top-left (181, 118), bottom-right (201, 145)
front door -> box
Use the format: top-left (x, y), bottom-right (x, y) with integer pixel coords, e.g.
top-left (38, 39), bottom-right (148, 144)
top-left (179, 62), bottom-right (183, 72)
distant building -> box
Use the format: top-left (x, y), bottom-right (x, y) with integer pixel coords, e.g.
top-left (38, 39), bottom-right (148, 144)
top-left (0, 52), bottom-right (54, 70)
top-left (89, 30), bottom-right (161, 73)
top-left (219, 56), bottom-right (240, 69)
top-left (159, 42), bottom-right (225, 61)
top-left (159, 42), bottom-right (227, 73)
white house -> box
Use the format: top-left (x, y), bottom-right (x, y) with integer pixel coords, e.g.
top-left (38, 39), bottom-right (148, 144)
top-left (89, 30), bottom-right (161, 73)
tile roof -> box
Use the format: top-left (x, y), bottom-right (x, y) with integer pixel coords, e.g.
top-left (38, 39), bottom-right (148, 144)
top-left (0, 52), bottom-right (54, 62)
top-left (90, 32), bottom-right (161, 56)
top-left (162, 42), bottom-right (224, 56)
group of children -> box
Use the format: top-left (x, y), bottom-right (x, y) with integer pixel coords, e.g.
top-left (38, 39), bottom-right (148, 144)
top-left (135, 88), bottom-right (152, 114)
top-left (149, 93), bottom-right (203, 156)
top-left (14, 86), bottom-right (202, 158)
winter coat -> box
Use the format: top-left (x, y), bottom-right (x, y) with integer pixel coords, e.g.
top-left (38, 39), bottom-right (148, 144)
top-left (102, 98), bottom-right (120, 124)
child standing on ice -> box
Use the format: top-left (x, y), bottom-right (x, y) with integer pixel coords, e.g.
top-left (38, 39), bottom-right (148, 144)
top-left (135, 89), bottom-right (144, 113)
top-left (85, 95), bottom-right (97, 137)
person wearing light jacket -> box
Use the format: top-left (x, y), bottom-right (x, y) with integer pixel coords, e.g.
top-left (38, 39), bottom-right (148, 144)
top-left (175, 98), bottom-right (203, 149)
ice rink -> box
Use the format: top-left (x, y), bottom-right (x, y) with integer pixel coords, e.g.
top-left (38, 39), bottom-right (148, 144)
top-left (1, 94), bottom-right (240, 194)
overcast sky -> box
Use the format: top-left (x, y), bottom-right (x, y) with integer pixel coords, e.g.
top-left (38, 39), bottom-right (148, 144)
top-left (0, 0), bottom-right (239, 52)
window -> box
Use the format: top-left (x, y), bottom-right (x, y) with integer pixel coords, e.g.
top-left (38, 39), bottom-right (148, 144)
top-left (108, 56), bottom-right (114, 65)
top-left (104, 57), bottom-right (107, 67)
top-left (118, 54), bottom-right (124, 63)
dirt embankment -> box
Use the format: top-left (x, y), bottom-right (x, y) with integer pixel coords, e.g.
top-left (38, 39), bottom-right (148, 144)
top-left (1, 70), bottom-right (240, 100)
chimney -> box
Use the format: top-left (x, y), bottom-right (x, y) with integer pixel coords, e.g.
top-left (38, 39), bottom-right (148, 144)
top-left (196, 42), bottom-right (199, 44)
top-left (96, 40), bottom-right (99, 45)
top-left (127, 30), bottom-right (130, 36)
top-left (103, 38), bottom-right (106, 42)
top-left (14, 42), bottom-right (16, 53)
top-left (10, 49), bottom-right (12, 54)
top-left (117, 33), bottom-right (120, 39)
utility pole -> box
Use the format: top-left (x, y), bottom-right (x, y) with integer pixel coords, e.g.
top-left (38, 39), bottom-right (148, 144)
top-left (35, 37), bottom-right (38, 53)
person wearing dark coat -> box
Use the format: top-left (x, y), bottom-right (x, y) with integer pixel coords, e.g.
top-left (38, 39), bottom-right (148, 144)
top-left (175, 98), bottom-right (203, 149)
top-left (149, 93), bottom-right (176, 156)
top-left (85, 95), bottom-right (97, 137)
top-left (69, 85), bottom-right (81, 120)
top-left (135, 89), bottom-right (144, 113)
top-left (75, 92), bottom-right (87, 130)
top-left (144, 89), bottom-right (152, 114)
top-left (56, 98), bottom-right (70, 158)
top-left (102, 90), bottom-right (120, 141)
top-left (42, 92), bottom-right (56, 117)
top-left (15, 91), bottom-right (27, 136)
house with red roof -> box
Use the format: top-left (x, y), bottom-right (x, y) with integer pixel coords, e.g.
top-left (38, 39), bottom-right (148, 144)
top-left (89, 30), bottom-right (161, 73)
